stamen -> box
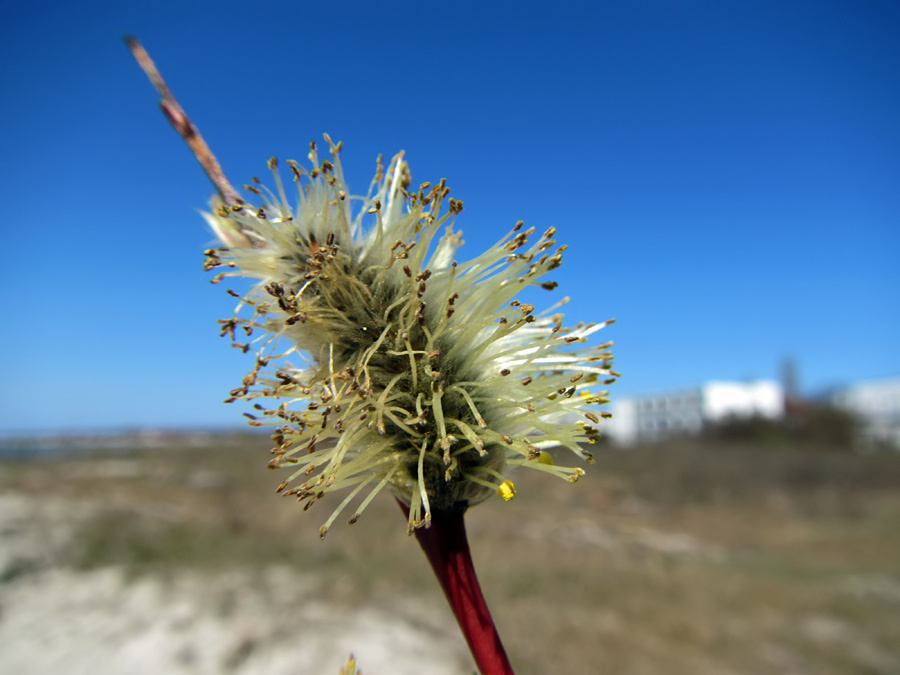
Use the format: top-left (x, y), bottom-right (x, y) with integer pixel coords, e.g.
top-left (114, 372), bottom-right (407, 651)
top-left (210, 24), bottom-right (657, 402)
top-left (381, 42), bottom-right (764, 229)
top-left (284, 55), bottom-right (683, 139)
top-left (348, 464), bottom-right (399, 525)
top-left (417, 439), bottom-right (432, 528)
top-left (319, 477), bottom-right (372, 539)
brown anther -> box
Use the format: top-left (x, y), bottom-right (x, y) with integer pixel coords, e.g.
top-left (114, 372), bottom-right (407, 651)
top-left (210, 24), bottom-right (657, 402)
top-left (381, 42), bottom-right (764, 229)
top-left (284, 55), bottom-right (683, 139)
top-left (285, 312), bottom-right (307, 325)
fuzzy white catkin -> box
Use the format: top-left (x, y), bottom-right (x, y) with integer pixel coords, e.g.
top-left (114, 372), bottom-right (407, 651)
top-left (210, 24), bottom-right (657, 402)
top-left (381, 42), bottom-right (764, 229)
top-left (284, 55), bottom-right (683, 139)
top-left (203, 139), bottom-right (616, 536)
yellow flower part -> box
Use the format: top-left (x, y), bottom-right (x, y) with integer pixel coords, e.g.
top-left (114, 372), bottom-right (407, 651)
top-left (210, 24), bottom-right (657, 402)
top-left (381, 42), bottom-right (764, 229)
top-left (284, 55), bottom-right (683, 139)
top-left (339, 654), bottom-right (360, 675)
top-left (497, 480), bottom-right (517, 502)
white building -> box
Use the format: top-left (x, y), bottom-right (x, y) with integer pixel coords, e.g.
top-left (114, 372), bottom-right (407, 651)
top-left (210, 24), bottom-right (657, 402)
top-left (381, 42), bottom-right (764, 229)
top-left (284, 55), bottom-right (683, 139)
top-left (605, 380), bottom-right (784, 445)
top-left (830, 377), bottom-right (900, 448)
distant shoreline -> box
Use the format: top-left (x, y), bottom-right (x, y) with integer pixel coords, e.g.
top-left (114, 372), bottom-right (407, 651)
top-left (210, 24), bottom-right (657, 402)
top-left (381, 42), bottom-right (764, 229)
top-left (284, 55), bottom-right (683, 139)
top-left (0, 429), bottom-right (268, 459)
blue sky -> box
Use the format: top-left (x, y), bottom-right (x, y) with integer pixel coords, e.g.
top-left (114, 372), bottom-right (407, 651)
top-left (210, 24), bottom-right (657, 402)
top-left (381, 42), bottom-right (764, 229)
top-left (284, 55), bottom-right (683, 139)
top-left (1, 0), bottom-right (898, 433)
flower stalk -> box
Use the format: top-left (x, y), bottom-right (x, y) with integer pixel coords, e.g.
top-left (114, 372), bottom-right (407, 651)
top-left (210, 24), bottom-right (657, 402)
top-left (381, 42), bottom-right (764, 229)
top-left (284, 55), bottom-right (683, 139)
top-left (399, 500), bottom-right (513, 675)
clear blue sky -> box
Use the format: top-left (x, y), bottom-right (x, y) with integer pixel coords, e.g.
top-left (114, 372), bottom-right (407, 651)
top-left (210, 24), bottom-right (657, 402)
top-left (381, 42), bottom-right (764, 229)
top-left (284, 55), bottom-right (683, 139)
top-left (1, 0), bottom-right (898, 434)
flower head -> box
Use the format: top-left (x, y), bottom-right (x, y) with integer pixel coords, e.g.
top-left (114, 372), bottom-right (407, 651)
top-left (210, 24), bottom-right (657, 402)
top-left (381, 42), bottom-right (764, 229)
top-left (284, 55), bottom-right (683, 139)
top-left (203, 137), bottom-right (616, 536)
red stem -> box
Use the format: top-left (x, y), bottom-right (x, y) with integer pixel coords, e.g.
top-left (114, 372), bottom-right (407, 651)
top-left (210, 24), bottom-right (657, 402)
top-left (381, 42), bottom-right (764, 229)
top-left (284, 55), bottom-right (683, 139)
top-left (398, 500), bottom-right (515, 675)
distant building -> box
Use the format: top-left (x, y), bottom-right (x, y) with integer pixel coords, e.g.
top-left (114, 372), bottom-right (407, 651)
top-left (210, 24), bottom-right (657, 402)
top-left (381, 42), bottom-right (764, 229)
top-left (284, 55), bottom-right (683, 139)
top-left (829, 377), bottom-right (900, 449)
top-left (606, 380), bottom-right (784, 445)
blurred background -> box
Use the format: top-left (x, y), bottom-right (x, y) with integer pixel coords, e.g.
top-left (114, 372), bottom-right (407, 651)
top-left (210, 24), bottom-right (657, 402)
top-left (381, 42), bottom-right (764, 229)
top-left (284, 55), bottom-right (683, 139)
top-left (1, 1), bottom-right (898, 673)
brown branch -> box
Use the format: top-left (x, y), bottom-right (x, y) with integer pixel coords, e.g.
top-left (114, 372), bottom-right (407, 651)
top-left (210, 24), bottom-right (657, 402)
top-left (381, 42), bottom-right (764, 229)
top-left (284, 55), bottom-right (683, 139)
top-left (125, 36), bottom-right (242, 206)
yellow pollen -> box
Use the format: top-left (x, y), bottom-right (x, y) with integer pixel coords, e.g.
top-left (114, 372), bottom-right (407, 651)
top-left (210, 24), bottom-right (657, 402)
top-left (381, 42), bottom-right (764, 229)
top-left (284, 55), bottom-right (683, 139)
top-left (498, 480), bottom-right (517, 502)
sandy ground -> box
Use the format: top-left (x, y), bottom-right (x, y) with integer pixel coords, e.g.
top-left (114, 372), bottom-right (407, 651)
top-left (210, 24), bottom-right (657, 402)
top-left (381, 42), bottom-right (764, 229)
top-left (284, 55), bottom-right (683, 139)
top-left (3, 444), bottom-right (899, 675)
top-left (0, 494), bottom-right (472, 675)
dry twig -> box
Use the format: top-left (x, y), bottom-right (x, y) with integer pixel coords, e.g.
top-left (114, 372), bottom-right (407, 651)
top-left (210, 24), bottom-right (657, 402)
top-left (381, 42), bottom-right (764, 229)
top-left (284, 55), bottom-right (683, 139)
top-left (126, 36), bottom-right (241, 206)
